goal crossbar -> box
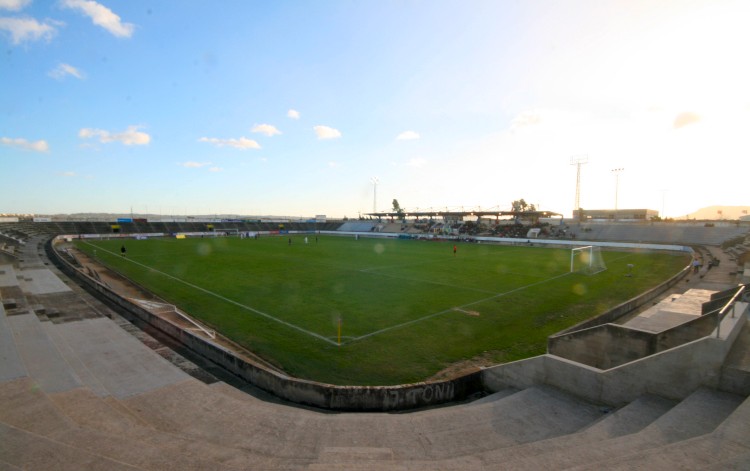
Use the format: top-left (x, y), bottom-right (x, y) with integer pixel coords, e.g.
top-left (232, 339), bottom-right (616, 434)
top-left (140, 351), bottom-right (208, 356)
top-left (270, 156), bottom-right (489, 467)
top-left (570, 245), bottom-right (607, 275)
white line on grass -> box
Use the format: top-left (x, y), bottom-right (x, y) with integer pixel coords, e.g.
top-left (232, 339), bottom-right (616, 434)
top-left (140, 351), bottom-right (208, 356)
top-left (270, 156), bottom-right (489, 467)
top-left (358, 269), bottom-right (500, 295)
top-left (343, 271), bottom-right (573, 345)
top-left (82, 241), bottom-right (339, 346)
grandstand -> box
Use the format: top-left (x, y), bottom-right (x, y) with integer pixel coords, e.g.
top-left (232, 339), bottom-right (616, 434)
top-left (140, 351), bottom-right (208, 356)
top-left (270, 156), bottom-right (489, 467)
top-left (1, 218), bottom-right (750, 469)
top-left (569, 222), bottom-right (748, 246)
top-left (337, 221), bottom-right (376, 232)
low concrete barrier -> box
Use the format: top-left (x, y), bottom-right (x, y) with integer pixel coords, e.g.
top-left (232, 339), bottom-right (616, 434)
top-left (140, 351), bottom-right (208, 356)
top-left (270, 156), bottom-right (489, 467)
top-left (549, 311), bottom-right (721, 369)
top-left (484, 303), bottom-right (748, 406)
top-left (550, 263), bottom-right (692, 337)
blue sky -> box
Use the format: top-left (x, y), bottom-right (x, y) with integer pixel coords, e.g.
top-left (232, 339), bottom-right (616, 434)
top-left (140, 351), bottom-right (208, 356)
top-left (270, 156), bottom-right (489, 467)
top-left (2, 0), bottom-right (748, 219)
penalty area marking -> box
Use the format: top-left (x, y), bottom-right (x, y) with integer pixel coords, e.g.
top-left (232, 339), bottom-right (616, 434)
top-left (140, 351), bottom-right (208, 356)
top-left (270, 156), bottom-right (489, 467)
top-left (81, 241), bottom-right (340, 346)
top-left (341, 271), bottom-right (573, 346)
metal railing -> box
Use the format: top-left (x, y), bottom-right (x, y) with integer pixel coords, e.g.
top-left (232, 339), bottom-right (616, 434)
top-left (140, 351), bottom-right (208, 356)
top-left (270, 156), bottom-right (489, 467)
top-left (716, 284), bottom-right (747, 338)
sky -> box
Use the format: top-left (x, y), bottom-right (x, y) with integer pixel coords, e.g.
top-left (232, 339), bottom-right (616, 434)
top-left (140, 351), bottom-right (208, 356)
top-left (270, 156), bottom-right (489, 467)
top-left (1, 0), bottom-right (749, 219)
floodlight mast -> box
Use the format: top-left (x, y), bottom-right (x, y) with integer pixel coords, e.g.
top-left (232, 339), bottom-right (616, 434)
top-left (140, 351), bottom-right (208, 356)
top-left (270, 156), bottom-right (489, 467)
top-left (612, 168), bottom-right (624, 219)
top-left (570, 156), bottom-right (588, 217)
top-left (371, 177), bottom-right (379, 213)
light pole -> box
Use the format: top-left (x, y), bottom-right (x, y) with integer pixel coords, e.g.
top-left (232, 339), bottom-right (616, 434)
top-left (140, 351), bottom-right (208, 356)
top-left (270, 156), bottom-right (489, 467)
top-left (612, 168), bottom-right (624, 220)
top-left (371, 177), bottom-right (379, 213)
top-left (571, 155), bottom-right (588, 219)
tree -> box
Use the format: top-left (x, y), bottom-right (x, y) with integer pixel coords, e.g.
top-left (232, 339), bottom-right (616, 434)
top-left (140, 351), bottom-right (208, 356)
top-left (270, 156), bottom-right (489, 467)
top-left (511, 199), bottom-right (529, 212)
top-left (511, 199), bottom-right (538, 222)
top-left (392, 199), bottom-right (405, 219)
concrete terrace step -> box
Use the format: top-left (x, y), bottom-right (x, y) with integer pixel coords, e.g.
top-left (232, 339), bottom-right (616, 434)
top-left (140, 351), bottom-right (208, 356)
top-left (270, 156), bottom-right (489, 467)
top-left (41, 316), bottom-right (190, 399)
top-left (124, 378), bottom-right (326, 460)
top-left (0, 377), bottom-right (77, 436)
top-left (40, 320), bottom-right (111, 397)
top-left (0, 379), bottom-right (291, 470)
top-left (461, 387), bottom-right (519, 406)
top-left (0, 422), bottom-right (144, 471)
top-left (485, 388), bottom-right (745, 470)
top-left (623, 288), bottom-right (714, 333)
top-left (306, 461), bottom-right (411, 471)
top-left (714, 392), bottom-right (750, 442)
top-left (125, 381), bottom-right (605, 463)
top-left (404, 385), bottom-right (606, 460)
top-left (571, 433), bottom-right (750, 471)
top-left (467, 394), bottom-right (676, 470)
top-left (0, 459), bottom-right (23, 471)
top-left (5, 312), bottom-right (82, 393)
top-left (0, 305), bottom-right (26, 383)
top-left (703, 450), bottom-right (750, 470)
top-left (576, 394), bottom-right (676, 438)
top-left (48, 387), bottom-right (155, 435)
top-left (721, 321), bottom-right (750, 396)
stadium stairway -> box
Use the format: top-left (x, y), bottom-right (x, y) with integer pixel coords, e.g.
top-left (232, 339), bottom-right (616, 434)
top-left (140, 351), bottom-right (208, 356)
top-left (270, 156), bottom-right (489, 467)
top-left (1, 238), bottom-right (749, 469)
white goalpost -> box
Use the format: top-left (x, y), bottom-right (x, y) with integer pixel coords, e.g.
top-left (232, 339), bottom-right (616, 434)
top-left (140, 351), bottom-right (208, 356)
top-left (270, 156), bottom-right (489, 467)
top-left (570, 245), bottom-right (607, 275)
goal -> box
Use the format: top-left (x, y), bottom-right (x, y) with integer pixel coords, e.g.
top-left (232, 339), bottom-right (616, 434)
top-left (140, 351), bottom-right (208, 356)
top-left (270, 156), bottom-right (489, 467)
top-left (570, 245), bottom-right (607, 274)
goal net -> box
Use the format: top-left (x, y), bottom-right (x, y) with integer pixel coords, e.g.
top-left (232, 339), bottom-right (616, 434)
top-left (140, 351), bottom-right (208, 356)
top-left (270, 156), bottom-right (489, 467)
top-left (570, 245), bottom-right (607, 275)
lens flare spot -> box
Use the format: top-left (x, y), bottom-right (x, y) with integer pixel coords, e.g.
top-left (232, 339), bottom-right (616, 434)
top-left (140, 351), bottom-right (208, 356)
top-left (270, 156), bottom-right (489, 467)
top-left (572, 283), bottom-right (587, 296)
top-left (374, 243), bottom-right (385, 255)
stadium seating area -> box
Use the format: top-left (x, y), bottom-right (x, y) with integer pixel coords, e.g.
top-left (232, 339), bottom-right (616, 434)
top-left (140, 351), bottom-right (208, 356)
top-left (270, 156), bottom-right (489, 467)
top-left (569, 223), bottom-right (748, 245)
top-left (337, 221), bottom-right (377, 232)
top-left (1, 222), bottom-right (749, 469)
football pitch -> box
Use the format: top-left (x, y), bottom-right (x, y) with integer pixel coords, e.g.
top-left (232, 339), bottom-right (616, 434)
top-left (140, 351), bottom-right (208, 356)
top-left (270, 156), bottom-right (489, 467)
top-left (75, 235), bottom-right (690, 385)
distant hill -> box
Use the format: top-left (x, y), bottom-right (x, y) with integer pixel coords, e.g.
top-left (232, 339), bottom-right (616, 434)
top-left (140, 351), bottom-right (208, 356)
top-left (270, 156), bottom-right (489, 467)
top-left (686, 206), bottom-right (750, 220)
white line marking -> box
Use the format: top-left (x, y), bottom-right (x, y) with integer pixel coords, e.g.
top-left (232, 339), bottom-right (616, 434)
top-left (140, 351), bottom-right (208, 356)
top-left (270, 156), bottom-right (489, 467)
top-left (343, 271), bottom-right (573, 345)
top-left (358, 269), bottom-right (499, 295)
top-left (81, 241), bottom-right (339, 346)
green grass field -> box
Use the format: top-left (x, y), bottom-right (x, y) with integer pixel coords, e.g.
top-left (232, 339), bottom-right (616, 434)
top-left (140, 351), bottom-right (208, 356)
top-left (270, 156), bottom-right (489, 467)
top-left (75, 235), bottom-right (690, 385)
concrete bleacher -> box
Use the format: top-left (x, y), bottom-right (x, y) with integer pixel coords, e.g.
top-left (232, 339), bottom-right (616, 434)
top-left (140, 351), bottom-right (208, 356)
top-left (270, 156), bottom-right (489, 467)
top-left (571, 223), bottom-right (748, 246)
top-left (1, 233), bottom-right (749, 469)
top-left (337, 221), bottom-right (376, 232)
top-left (379, 222), bottom-right (406, 233)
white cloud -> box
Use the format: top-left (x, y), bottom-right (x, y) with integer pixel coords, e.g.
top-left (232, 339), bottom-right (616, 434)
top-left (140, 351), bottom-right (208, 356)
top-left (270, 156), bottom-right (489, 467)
top-left (405, 157), bottom-right (427, 168)
top-left (198, 136), bottom-right (260, 150)
top-left (1, 136), bottom-right (49, 152)
top-left (287, 109), bottom-right (300, 120)
top-left (60, 171), bottom-right (76, 177)
top-left (78, 125), bottom-right (150, 145)
top-left (313, 125), bottom-right (341, 140)
top-left (0, 17), bottom-right (58, 44)
top-left (328, 161), bottom-right (339, 168)
top-left (0, 0), bottom-right (31, 11)
top-left (251, 124), bottom-right (281, 137)
top-left (208, 166), bottom-right (223, 172)
top-left (182, 161), bottom-right (211, 168)
top-left (61, 0), bottom-right (134, 38)
top-left (396, 130), bottom-right (420, 140)
top-left (510, 110), bottom-right (543, 131)
top-left (48, 63), bottom-right (85, 80)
